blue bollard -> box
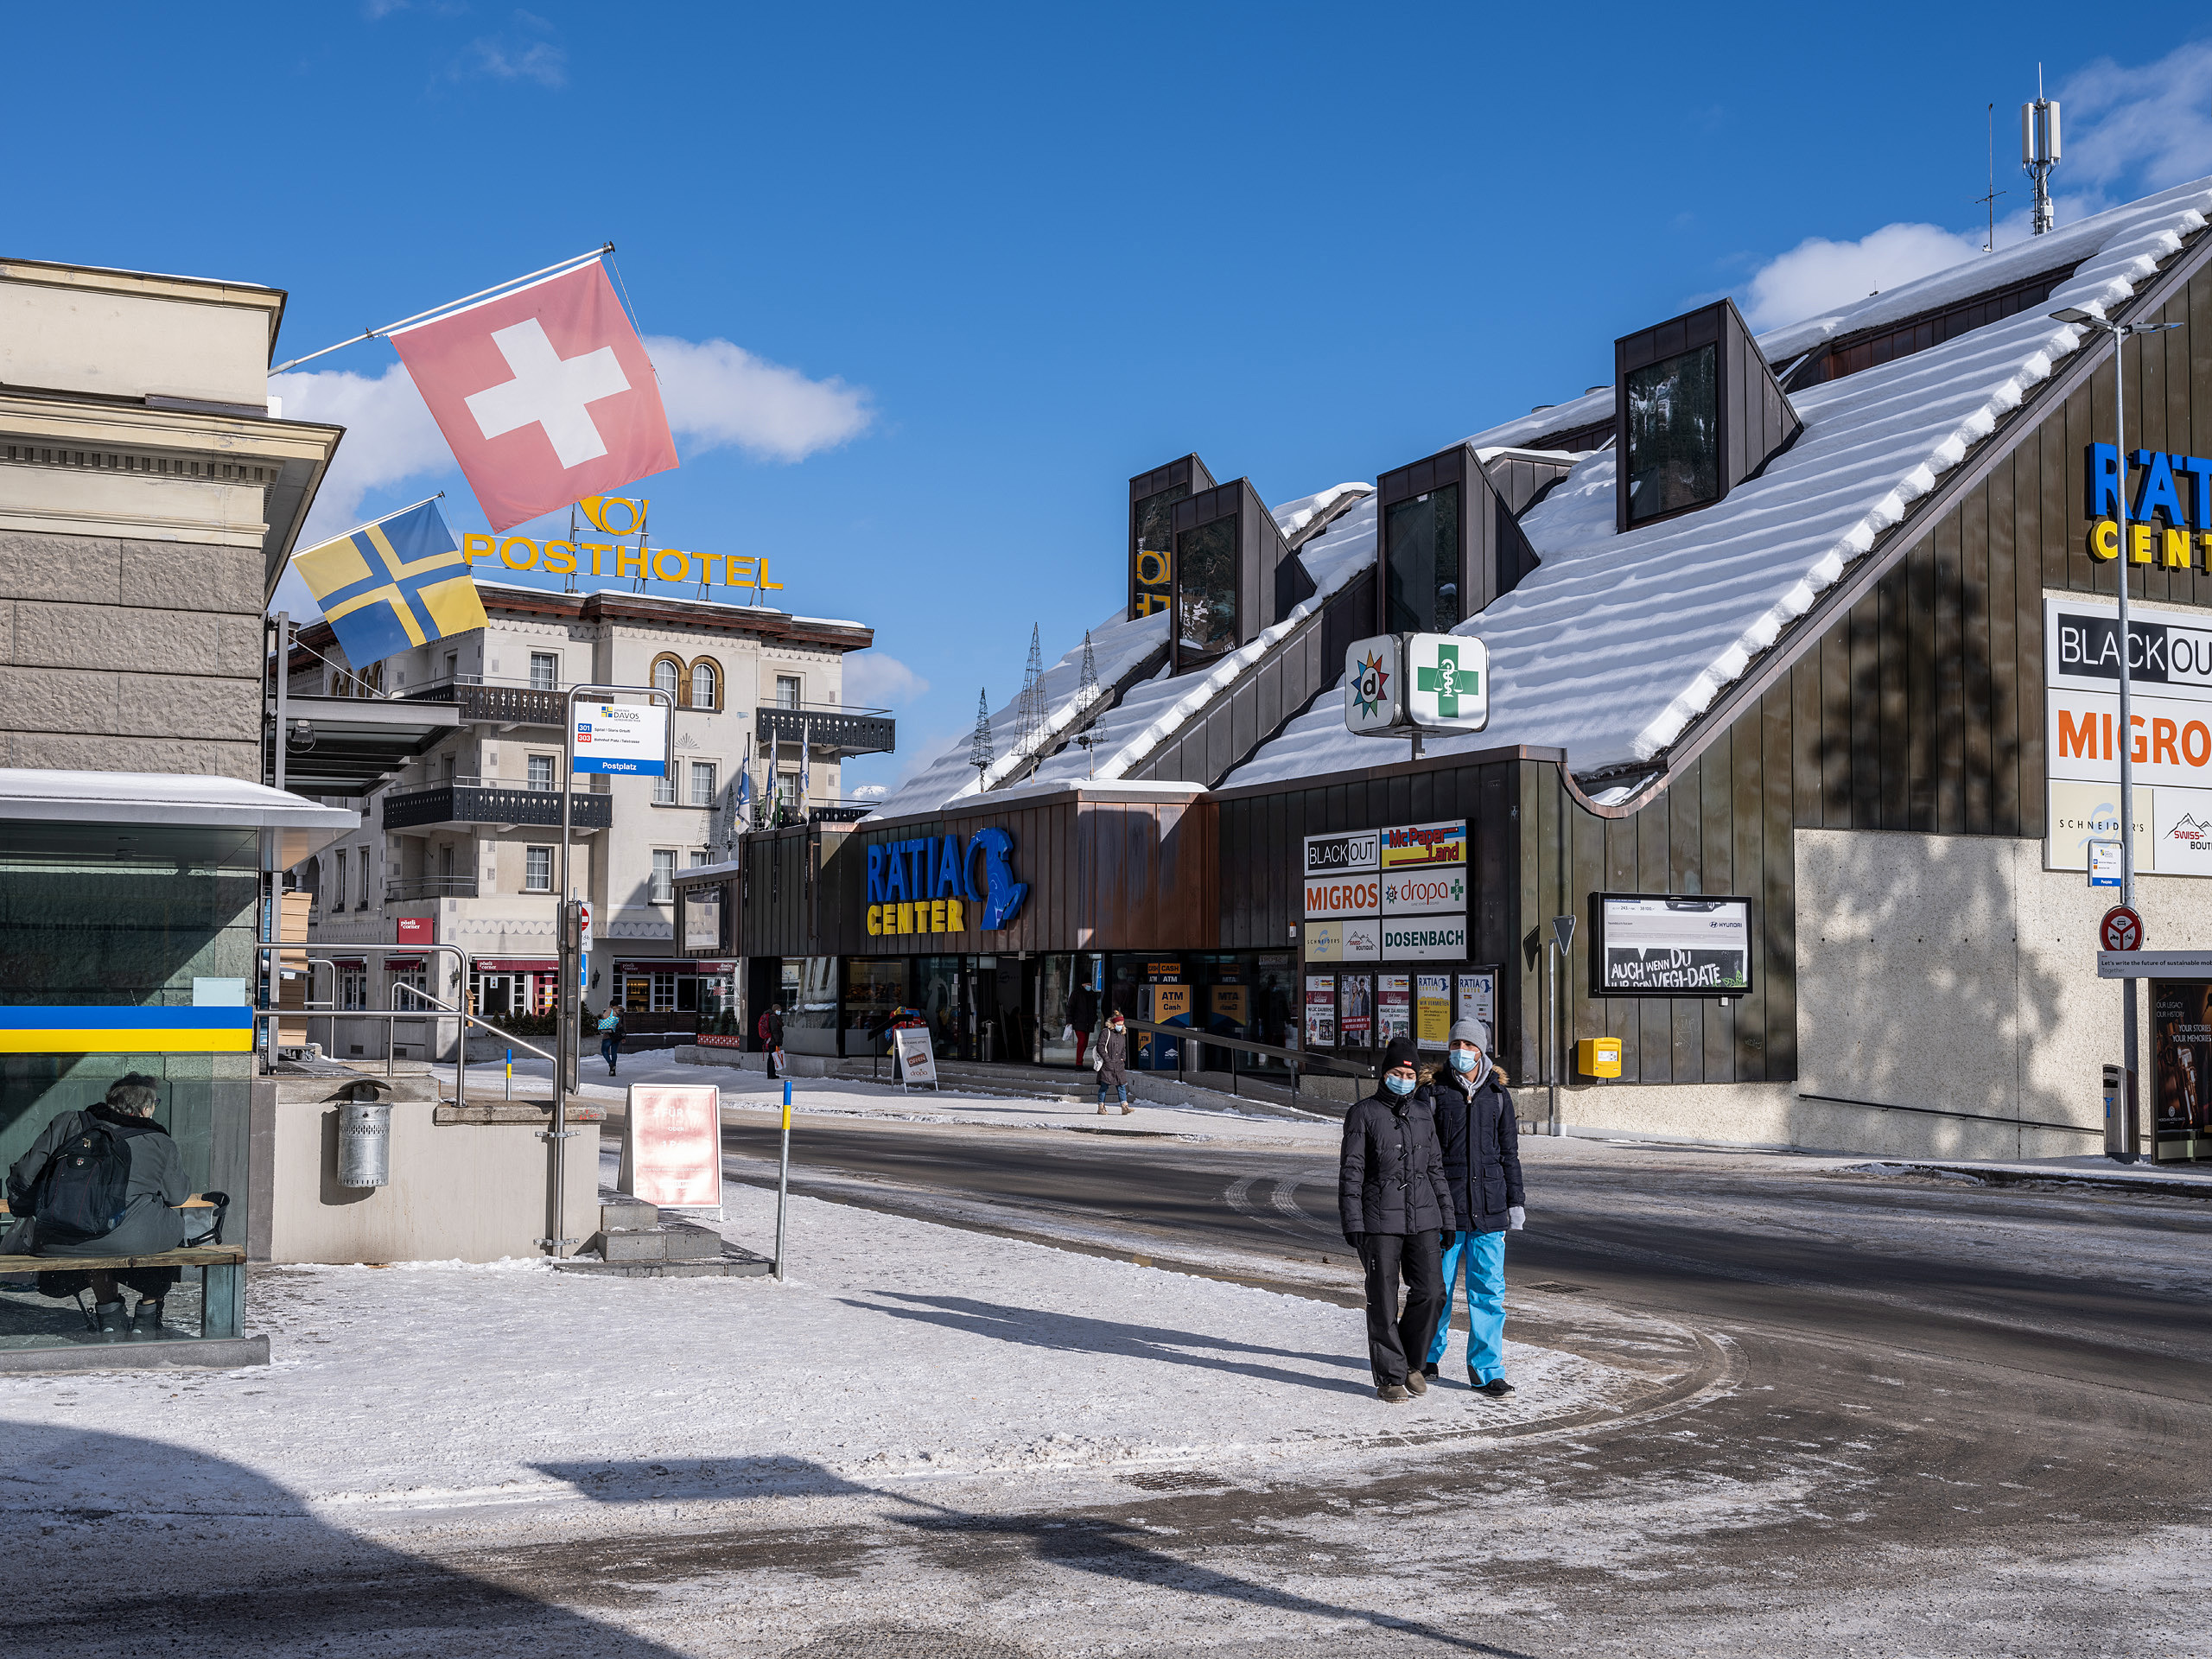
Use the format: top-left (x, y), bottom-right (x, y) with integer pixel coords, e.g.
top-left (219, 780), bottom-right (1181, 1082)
top-left (783, 1077), bottom-right (792, 1109)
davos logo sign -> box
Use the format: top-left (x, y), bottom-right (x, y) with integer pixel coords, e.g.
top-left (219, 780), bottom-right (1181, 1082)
top-left (866, 827), bottom-right (1027, 937)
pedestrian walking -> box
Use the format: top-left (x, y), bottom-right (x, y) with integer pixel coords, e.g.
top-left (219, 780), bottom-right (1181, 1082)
top-left (1067, 979), bottom-right (1099, 1069)
top-left (596, 1006), bottom-right (625, 1077)
top-left (1093, 1008), bottom-right (1134, 1115)
top-left (1338, 1034), bottom-right (1454, 1402)
top-left (1420, 1019), bottom-right (1525, 1397)
top-left (759, 1001), bottom-right (785, 1080)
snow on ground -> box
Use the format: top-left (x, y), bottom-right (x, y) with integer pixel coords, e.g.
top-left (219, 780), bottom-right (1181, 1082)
top-left (0, 1178), bottom-right (1647, 1527)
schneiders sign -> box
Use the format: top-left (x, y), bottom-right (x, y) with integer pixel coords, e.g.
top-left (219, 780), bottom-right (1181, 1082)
top-left (1302, 821), bottom-right (1468, 961)
top-left (864, 827), bottom-right (1027, 937)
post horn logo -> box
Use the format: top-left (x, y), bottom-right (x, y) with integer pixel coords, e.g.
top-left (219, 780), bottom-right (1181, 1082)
top-left (579, 496), bottom-right (648, 536)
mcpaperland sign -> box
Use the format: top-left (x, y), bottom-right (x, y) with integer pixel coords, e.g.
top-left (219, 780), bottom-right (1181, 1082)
top-left (572, 701), bottom-right (667, 777)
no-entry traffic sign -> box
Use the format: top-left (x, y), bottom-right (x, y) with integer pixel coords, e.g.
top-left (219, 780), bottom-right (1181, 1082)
top-left (2100, 906), bottom-right (2145, 952)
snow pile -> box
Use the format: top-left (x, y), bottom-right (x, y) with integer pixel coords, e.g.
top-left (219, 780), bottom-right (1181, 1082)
top-left (1228, 179), bottom-right (2212, 785)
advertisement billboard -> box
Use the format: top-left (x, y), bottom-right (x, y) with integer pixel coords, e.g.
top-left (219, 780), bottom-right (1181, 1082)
top-left (2152, 981), bottom-right (2212, 1160)
top-left (1304, 976), bottom-right (1336, 1048)
top-left (618, 1084), bottom-right (722, 1212)
top-left (1593, 895), bottom-right (1753, 996)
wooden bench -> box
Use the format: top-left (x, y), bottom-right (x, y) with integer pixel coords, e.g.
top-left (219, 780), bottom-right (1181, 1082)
top-left (0, 1198), bottom-right (244, 1338)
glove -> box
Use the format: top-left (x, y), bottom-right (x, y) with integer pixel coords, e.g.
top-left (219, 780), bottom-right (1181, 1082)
top-left (1343, 1231), bottom-right (1363, 1250)
top-left (1440, 1229), bottom-right (1452, 1249)
top-left (1508, 1206), bottom-right (1526, 1231)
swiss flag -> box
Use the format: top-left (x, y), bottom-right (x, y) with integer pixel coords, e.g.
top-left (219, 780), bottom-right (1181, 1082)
top-left (391, 262), bottom-right (677, 531)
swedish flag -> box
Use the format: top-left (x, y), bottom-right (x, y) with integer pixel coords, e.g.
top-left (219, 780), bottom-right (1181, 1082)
top-left (292, 499), bottom-right (487, 666)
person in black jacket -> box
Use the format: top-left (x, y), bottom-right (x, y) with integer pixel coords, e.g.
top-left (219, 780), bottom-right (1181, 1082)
top-left (1338, 1035), bottom-right (1456, 1402)
top-left (1421, 1019), bottom-right (1526, 1396)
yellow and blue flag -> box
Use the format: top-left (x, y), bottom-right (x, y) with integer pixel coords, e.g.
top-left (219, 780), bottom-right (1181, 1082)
top-left (292, 499), bottom-right (487, 666)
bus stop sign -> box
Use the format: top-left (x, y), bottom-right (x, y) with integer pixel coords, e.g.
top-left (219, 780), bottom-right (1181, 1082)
top-left (2100, 906), bottom-right (2144, 953)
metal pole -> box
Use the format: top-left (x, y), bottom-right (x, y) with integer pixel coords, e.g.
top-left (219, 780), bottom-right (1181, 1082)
top-left (1546, 942), bottom-right (1560, 1137)
top-left (2114, 333), bottom-right (2142, 1164)
top-left (773, 1077), bottom-right (792, 1281)
top-left (273, 612), bottom-right (289, 795)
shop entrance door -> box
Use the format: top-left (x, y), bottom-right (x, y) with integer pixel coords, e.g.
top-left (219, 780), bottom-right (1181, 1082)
top-left (994, 957), bottom-right (1037, 1064)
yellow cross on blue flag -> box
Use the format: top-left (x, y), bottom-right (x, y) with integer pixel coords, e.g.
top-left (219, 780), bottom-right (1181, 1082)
top-left (291, 499), bottom-right (487, 665)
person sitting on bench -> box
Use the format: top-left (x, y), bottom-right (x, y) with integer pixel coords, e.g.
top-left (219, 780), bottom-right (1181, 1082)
top-left (3, 1074), bottom-right (189, 1332)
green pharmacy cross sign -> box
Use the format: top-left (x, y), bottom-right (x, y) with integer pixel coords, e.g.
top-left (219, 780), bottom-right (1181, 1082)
top-left (1416, 641), bottom-right (1478, 720)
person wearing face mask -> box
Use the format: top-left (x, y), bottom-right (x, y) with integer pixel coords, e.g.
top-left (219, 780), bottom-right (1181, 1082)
top-left (1093, 1009), bottom-right (1134, 1116)
top-left (1420, 1019), bottom-right (1525, 1397)
top-left (1338, 1035), bottom-right (1455, 1402)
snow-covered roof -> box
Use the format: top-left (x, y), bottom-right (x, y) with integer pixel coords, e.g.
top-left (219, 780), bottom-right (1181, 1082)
top-left (0, 768), bottom-right (359, 829)
top-left (1224, 179), bottom-right (2212, 789)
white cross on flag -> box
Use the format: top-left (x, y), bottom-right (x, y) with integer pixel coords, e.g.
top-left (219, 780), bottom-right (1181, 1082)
top-left (391, 261), bottom-right (677, 531)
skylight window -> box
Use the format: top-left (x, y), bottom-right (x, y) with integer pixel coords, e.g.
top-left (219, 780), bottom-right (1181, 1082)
top-left (1624, 343), bottom-right (1720, 525)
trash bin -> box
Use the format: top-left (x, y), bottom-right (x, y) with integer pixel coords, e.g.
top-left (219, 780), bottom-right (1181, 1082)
top-left (337, 1093), bottom-right (391, 1188)
top-left (2103, 1063), bottom-right (2126, 1160)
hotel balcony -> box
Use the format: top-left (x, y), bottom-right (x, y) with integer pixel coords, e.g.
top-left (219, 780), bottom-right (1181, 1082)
top-left (755, 702), bottom-right (895, 760)
top-left (402, 677), bottom-right (567, 728)
top-left (382, 782), bottom-right (611, 832)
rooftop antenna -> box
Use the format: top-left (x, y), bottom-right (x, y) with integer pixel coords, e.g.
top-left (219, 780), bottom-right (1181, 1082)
top-left (1074, 630), bottom-right (1102, 779)
top-left (969, 687), bottom-right (994, 787)
top-left (1014, 624), bottom-right (1046, 779)
top-left (1975, 101), bottom-right (2007, 252)
top-left (2023, 65), bottom-right (2062, 236)
top-left (564, 503), bottom-right (579, 594)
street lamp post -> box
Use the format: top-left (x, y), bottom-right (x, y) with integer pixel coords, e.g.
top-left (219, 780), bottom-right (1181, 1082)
top-left (2052, 305), bottom-right (2181, 1164)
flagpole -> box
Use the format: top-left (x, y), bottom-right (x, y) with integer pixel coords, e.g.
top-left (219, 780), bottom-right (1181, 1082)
top-left (296, 493), bottom-right (448, 552)
top-left (270, 245), bottom-right (614, 372)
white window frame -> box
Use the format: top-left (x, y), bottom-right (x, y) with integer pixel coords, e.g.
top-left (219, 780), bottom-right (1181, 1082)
top-left (524, 846), bottom-right (553, 893)
top-left (653, 772), bottom-right (677, 805)
top-left (527, 753), bottom-right (556, 792)
top-left (529, 651), bottom-right (559, 690)
top-left (690, 760), bottom-right (717, 807)
top-left (650, 849), bottom-right (676, 905)
top-left (775, 674), bottom-right (802, 709)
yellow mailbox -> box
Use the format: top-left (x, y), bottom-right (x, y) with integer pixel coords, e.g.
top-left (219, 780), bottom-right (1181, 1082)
top-left (1576, 1036), bottom-right (1623, 1078)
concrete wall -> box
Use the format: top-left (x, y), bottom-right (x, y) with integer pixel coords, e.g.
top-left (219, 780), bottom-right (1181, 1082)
top-left (1553, 827), bottom-right (2196, 1160)
top-left (260, 1100), bottom-right (601, 1263)
top-left (0, 530), bottom-right (268, 776)
top-left (0, 269), bottom-right (276, 406)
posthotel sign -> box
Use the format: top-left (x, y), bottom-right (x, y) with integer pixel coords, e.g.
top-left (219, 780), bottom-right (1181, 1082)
top-left (866, 826), bottom-right (1027, 937)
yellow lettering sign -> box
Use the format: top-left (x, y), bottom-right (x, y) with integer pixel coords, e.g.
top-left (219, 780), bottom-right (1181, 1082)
top-left (2166, 526), bottom-right (2195, 569)
top-left (867, 904), bottom-right (881, 936)
top-left (652, 548), bottom-right (688, 583)
top-left (541, 540), bottom-right (578, 575)
top-left (617, 546), bottom-right (647, 581)
top-left (2088, 518), bottom-right (2120, 561)
top-left (499, 535), bottom-right (538, 571)
top-left (946, 896), bottom-right (964, 931)
top-left (2132, 521), bottom-right (2157, 564)
top-left (464, 533), bottom-right (496, 562)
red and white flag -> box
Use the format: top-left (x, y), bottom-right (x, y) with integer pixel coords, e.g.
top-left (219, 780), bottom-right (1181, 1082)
top-left (391, 261), bottom-right (677, 531)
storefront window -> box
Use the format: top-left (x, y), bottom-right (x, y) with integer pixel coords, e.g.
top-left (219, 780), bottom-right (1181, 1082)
top-left (1173, 518), bottom-right (1238, 666)
top-left (785, 957), bottom-right (840, 1032)
top-left (1385, 483), bottom-right (1461, 634)
top-left (1624, 343), bottom-right (1719, 525)
top-left (1038, 955), bottom-right (1077, 1065)
top-left (844, 957), bottom-right (908, 1049)
top-left (914, 955), bottom-right (967, 1059)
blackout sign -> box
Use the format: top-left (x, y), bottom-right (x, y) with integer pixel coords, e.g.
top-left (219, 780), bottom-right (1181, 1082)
top-left (1595, 895), bottom-right (1753, 996)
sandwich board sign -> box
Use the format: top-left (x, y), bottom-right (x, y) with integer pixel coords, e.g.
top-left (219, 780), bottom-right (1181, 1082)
top-left (893, 1026), bottom-right (939, 1092)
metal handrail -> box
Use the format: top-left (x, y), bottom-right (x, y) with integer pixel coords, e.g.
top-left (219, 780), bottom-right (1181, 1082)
top-left (1117, 1016), bottom-right (1378, 1091)
top-left (254, 939), bottom-right (470, 1106)
top-left (394, 982), bottom-right (562, 1067)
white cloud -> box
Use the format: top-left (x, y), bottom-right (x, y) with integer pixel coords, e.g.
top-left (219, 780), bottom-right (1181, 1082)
top-left (849, 784), bottom-right (888, 799)
top-left (842, 651), bottom-right (928, 709)
top-left (467, 36), bottom-right (566, 87)
top-left (2063, 41), bottom-right (2212, 191)
top-left (270, 361), bottom-right (451, 542)
top-left (1741, 222), bottom-right (1984, 332)
top-left (644, 335), bottom-right (874, 462)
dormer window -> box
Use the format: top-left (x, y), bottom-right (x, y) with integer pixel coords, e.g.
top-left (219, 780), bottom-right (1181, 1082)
top-left (1624, 343), bottom-right (1719, 525)
top-left (1614, 298), bottom-right (1800, 534)
top-left (1385, 486), bottom-right (1461, 634)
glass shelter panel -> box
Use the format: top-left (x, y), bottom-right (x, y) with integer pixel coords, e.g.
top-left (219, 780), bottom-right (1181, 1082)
top-left (1624, 343), bottom-right (1719, 525)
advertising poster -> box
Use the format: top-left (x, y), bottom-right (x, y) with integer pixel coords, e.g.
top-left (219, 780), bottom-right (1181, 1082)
top-left (1304, 976), bottom-right (1336, 1048)
top-left (1338, 973), bottom-right (1374, 1046)
top-left (681, 890), bottom-right (722, 951)
top-left (1376, 974), bottom-right (1411, 1045)
top-left (1144, 980), bottom-right (1192, 1069)
top-left (1456, 971), bottom-right (1496, 1045)
top-left (2152, 981), bottom-right (2212, 1154)
top-left (619, 1084), bottom-right (722, 1212)
top-left (1415, 974), bottom-right (1452, 1049)
top-left (1597, 896), bottom-right (1752, 995)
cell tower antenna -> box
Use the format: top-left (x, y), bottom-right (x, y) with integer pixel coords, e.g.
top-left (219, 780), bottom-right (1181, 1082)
top-left (2023, 64), bottom-right (2062, 236)
top-left (1074, 630), bottom-right (1102, 779)
top-left (1975, 102), bottom-right (2007, 252)
top-left (969, 687), bottom-right (995, 786)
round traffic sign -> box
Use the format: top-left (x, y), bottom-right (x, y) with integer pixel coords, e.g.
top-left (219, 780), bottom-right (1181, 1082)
top-left (2101, 906), bottom-right (2145, 952)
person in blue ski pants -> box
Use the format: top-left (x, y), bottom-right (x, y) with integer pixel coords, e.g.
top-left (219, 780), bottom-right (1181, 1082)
top-left (1419, 1019), bottom-right (1526, 1396)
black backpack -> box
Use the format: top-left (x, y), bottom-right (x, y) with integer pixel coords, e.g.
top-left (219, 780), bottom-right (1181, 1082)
top-left (23, 1117), bottom-right (141, 1246)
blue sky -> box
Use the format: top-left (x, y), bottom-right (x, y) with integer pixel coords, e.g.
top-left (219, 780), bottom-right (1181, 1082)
top-left (15, 3), bottom-right (2212, 794)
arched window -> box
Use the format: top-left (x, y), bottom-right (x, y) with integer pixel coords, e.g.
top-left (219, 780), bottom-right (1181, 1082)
top-left (690, 658), bottom-right (720, 711)
top-left (652, 655), bottom-right (683, 702)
